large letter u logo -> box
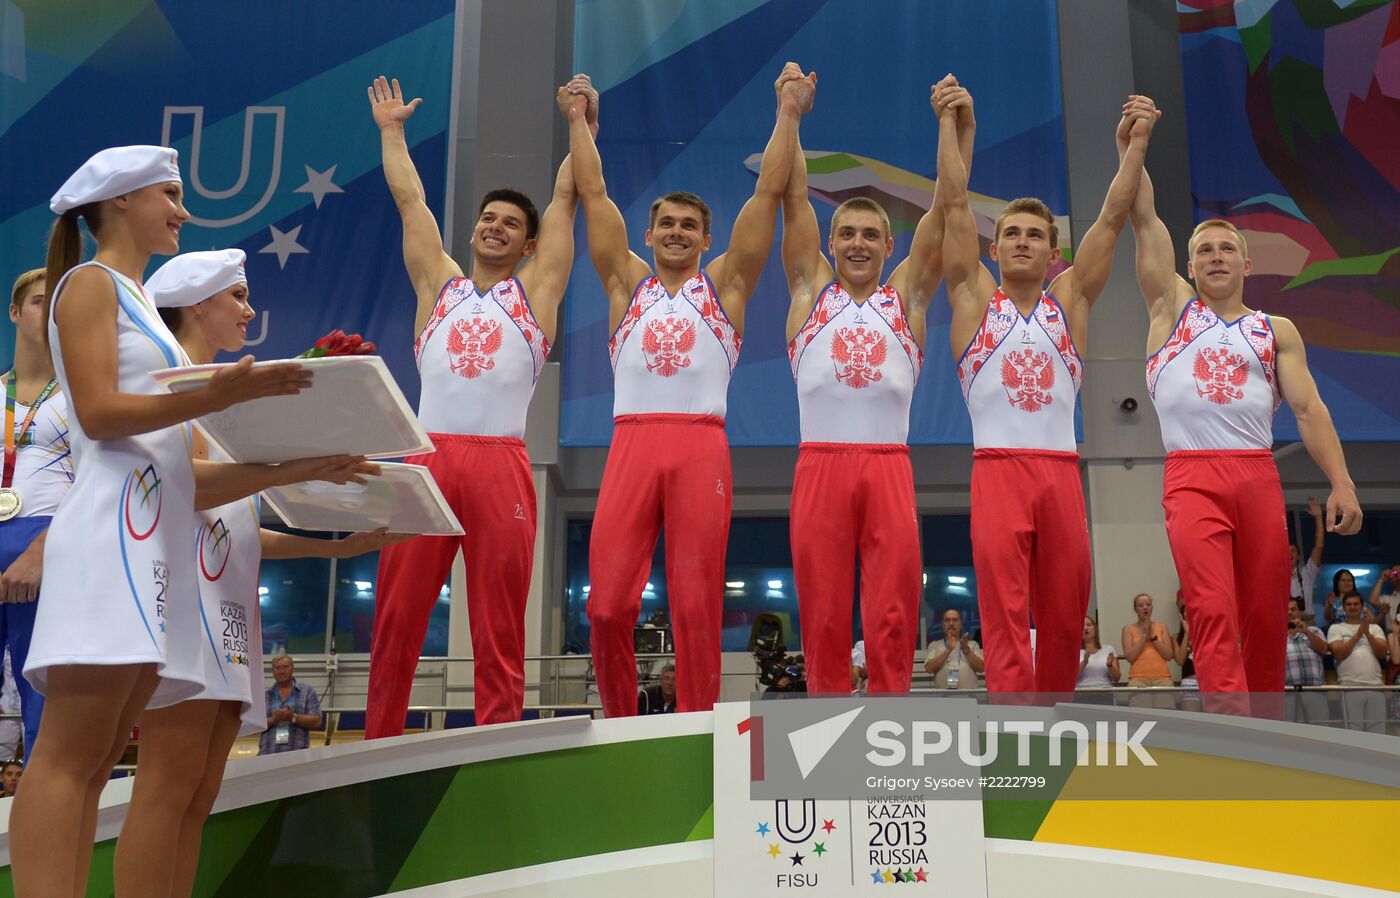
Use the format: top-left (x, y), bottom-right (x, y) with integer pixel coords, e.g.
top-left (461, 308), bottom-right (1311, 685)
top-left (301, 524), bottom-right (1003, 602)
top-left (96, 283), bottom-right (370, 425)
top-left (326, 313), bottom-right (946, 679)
top-left (161, 106), bottom-right (285, 228)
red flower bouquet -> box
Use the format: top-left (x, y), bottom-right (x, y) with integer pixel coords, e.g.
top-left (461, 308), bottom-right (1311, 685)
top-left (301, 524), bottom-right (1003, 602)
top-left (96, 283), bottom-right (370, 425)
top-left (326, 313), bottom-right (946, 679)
top-left (297, 328), bottom-right (377, 358)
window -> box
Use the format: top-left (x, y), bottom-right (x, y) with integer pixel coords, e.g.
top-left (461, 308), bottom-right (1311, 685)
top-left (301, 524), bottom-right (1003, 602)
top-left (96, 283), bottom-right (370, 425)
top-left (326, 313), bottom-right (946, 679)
top-left (257, 525), bottom-right (332, 655)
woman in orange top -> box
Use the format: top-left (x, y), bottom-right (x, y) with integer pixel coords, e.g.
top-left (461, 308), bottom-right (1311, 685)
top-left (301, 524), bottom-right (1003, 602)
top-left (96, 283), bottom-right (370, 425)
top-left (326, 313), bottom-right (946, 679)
top-left (1122, 592), bottom-right (1174, 686)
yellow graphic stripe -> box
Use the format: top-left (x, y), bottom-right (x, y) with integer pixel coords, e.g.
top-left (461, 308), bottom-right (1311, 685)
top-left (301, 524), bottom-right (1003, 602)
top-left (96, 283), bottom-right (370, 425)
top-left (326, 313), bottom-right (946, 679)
top-left (1033, 747), bottom-right (1400, 891)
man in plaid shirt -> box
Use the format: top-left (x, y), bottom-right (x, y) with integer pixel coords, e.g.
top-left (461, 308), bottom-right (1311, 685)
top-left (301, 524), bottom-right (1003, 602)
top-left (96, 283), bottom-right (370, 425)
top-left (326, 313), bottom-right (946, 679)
top-left (259, 655), bottom-right (323, 754)
top-left (1285, 598), bottom-right (1328, 724)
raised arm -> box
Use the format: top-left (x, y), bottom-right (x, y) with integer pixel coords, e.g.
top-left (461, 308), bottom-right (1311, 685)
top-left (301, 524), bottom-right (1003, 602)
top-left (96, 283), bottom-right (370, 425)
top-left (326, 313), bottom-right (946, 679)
top-left (369, 76), bottom-right (463, 335)
top-left (891, 77), bottom-right (977, 318)
top-left (1305, 497), bottom-right (1325, 565)
top-left (937, 86), bottom-right (984, 338)
top-left (1051, 97), bottom-right (1156, 311)
top-left (708, 64), bottom-right (814, 327)
top-left (1273, 316), bottom-right (1362, 535)
top-left (518, 77), bottom-right (599, 344)
top-left (562, 76), bottom-right (651, 328)
top-left (780, 76), bottom-right (834, 340)
top-left (1120, 99), bottom-right (1192, 349)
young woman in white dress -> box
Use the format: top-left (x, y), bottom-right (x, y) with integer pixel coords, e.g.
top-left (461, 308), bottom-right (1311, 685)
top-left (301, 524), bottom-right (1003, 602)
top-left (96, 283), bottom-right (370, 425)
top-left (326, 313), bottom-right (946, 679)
top-left (121, 249), bottom-right (407, 897)
top-left (10, 148), bottom-right (371, 898)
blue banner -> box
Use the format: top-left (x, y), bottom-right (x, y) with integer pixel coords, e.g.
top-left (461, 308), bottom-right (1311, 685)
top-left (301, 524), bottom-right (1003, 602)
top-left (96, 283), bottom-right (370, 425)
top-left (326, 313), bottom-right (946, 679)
top-left (1, 1), bottom-right (455, 408)
top-left (563, 0), bottom-right (1070, 445)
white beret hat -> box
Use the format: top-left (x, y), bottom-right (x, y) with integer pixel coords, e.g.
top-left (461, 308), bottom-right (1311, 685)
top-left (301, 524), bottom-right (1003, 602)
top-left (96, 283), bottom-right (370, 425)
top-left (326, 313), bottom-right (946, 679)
top-left (50, 145), bottom-right (182, 214)
top-left (146, 249), bottom-right (248, 309)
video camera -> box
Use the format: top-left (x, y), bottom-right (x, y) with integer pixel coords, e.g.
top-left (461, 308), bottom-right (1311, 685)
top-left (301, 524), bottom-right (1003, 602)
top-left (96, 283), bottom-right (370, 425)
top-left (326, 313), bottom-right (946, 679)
top-left (748, 613), bottom-right (805, 689)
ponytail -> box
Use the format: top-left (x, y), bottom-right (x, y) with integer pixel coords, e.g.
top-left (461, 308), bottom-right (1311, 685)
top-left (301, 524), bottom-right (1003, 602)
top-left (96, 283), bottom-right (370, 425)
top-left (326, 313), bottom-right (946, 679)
top-left (158, 306), bottom-right (184, 333)
top-left (42, 204), bottom-right (103, 352)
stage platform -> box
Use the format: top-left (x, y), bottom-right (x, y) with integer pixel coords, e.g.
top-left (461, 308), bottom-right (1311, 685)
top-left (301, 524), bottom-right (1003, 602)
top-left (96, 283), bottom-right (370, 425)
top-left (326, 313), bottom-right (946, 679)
top-left (0, 704), bottom-right (1395, 897)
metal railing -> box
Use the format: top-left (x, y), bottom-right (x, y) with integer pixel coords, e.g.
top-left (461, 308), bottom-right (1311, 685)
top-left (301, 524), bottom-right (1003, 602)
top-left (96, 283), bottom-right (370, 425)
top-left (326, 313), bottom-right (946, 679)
top-left (255, 652), bottom-right (1400, 739)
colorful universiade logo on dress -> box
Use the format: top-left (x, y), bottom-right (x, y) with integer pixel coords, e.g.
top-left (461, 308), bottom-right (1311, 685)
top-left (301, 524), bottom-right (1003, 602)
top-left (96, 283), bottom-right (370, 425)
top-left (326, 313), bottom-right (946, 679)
top-left (200, 517), bottom-right (232, 581)
top-left (124, 463), bottom-right (162, 539)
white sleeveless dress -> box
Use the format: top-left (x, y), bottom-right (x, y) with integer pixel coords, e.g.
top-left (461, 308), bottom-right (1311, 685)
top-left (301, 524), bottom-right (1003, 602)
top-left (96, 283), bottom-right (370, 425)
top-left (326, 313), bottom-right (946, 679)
top-left (187, 444), bottom-right (264, 734)
top-left (25, 261), bottom-right (202, 708)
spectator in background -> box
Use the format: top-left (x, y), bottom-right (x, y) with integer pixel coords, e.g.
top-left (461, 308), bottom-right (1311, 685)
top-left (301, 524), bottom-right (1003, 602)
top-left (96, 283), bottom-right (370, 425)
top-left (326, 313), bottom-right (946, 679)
top-left (1173, 592), bottom-right (1197, 689)
top-left (1077, 616), bottom-right (1119, 688)
top-left (1285, 597), bottom-right (1328, 724)
top-left (1368, 564), bottom-right (1397, 635)
top-left (0, 651), bottom-right (20, 759)
top-left (850, 640), bottom-right (866, 693)
top-left (1, 760), bottom-right (20, 797)
top-left (259, 655), bottom-right (323, 754)
top-left (1323, 569), bottom-right (1364, 627)
top-left (1122, 593), bottom-right (1173, 687)
top-left (1123, 593), bottom-right (1174, 709)
top-left (1327, 595), bottom-right (1387, 733)
top-left (923, 609), bottom-right (983, 690)
top-left (1172, 593), bottom-right (1203, 711)
top-left (1289, 498), bottom-right (1325, 618)
top-left (638, 663), bottom-right (677, 714)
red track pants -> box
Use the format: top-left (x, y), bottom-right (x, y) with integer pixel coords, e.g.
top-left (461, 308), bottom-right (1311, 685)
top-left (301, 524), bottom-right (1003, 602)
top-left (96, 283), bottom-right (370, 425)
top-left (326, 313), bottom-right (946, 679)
top-left (970, 449), bottom-right (1091, 694)
top-left (588, 415), bottom-right (730, 717)
top-left (792, 443), bottom-right (921, 695)
top-left (366, 435), bottom-right (536, 736)
top-left (1163, 450), bottom-right (1289, 694)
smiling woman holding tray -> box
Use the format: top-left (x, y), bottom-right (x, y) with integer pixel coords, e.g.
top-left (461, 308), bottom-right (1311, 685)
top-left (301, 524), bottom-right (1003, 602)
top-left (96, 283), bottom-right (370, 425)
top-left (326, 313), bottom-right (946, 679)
top-left (8, 147), bottom-right (375, 898)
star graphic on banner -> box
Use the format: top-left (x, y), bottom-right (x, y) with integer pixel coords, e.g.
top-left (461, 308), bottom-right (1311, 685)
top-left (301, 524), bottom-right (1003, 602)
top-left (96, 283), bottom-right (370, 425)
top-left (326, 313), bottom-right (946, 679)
top-left (821, 818), bottom-right (836, 833)
top-left (755, 822), bottom-right (770, 837)
top-left (260, 224), bottom-right (310, 269)
top-left (767, 844), bottom-right (781, 859)
top-left (789, 852), bottom-right (804, 866)
top-left (914, 867), bottom-right (928, 883)
top-left (883, 868), bottom-right (895, 883)
top-left (225, 652), bottom-right (234, 664)
top-left (159, 621), bottom-right (166, 633)
top-left (905, 867), bottom-right (916, 882)
top-left (294, 164), bottom-right (344, 208)
top-left (870, 869), bottom-right (884, 884)
top-left (812, 842), bottom-right (826, 856)
top-left (893, 869), bottom-right (906, 883)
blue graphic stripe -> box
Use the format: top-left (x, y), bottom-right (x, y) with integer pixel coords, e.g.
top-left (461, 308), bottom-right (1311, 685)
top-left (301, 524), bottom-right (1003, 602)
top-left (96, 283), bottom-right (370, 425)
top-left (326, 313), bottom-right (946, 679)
top-left (110, 277), bottom-right (180, 369)
top-left (195, 529), bottom-right (230, 685)
top-left (117, 470), bottom-right (159, 650)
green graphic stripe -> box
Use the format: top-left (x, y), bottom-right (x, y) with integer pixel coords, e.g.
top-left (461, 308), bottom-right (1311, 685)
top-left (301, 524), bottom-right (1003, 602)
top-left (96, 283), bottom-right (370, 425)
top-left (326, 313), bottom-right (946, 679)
top-left (978, 732), bottom-right (1078, 841)
top-left (391, 734), bottom-right (714, 890)
top-left (208, 764), bottom-right (460, 898)
top-left (1284, 245), bottom-right (1400, 290)
top-left (190, 803), bottom-right (279, 897)
top-left (805, 153), bottom-right (864, 175)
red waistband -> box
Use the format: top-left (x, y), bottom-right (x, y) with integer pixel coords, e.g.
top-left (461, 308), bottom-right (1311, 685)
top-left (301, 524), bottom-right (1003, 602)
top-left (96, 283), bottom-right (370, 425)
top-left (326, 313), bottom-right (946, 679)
top-left (973, 448), bottom-right (1080, 462)
top-left (427, 432), bottom-right (526, 448)
top-left (1165, 449), bottom-right (1274, 461)
top-left (614, 413), bottom-right (725, 428)
top-left (799, 441), bottom-right (909, 455)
